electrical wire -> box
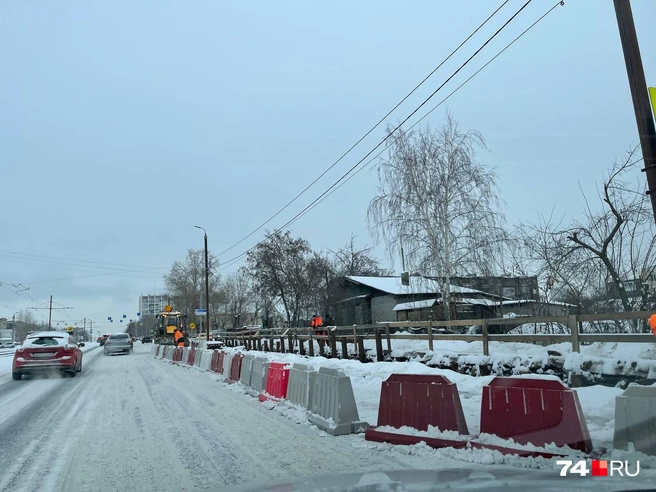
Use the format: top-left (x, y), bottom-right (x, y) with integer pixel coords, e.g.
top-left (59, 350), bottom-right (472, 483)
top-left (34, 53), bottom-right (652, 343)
top-left (216, 0), bottom-right (512, 257)
top-left (217, 0), bottom-right (564, 272)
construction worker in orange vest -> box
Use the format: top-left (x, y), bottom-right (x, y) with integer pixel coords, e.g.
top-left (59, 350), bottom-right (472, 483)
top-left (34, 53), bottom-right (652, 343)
top-left (649, 314), bottom-right (656, 336)
top-left (174, 328), bottom-right (185, 347)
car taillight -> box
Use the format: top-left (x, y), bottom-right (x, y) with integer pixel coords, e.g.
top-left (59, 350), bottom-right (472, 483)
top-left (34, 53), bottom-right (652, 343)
top-left (16, 347), bottom-right (24, 355)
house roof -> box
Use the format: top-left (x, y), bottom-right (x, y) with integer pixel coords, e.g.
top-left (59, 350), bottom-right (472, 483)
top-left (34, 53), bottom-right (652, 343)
top-left (345, 275), bottom-right (487, 296)
top-left (393, 299), bottom-right (438, 311)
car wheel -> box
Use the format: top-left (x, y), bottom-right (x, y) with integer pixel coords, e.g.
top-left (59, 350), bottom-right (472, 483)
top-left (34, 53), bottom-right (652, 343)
top-left (12, 372), bottom-right (21, 381)
top-left (69, 370), bottom-right (76, 378)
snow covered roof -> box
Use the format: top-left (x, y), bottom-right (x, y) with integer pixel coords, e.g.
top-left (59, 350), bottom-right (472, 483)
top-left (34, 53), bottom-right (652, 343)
top-left (346, 276), bottom-right (486, 296)
top-left (393, 299), bottom-right (438, 312)
top-left (336, 294), bottom-right (369, 304)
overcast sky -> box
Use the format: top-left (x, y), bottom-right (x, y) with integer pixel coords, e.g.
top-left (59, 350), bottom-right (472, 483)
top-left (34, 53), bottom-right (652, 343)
top-left (1, 0), bottom-right (655, 330)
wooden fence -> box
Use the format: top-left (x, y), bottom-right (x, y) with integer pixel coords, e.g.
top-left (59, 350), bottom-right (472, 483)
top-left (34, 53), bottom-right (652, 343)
top-left (217, 311), bottom-right (655, 360)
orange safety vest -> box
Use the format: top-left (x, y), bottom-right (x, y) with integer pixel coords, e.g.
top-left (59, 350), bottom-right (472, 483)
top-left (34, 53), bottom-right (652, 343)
top-left (649, 314), bottom-right (656, 336)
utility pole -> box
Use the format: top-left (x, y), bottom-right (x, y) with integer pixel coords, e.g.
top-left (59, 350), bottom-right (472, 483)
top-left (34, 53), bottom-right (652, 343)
top-left (27, 296), bottom-right (73, 331)
top-left (613, 0), bottom-right (656, 223)
top-left (195, 225), bottom-right (211, 342)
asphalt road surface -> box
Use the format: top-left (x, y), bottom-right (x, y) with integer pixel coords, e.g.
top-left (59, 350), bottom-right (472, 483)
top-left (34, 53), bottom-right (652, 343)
top-left (0, 343), bottom-right (438, 492)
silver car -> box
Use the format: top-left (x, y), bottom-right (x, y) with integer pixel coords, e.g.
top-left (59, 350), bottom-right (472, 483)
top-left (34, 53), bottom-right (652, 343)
top-left (103, 333), bottom-right (133, 356)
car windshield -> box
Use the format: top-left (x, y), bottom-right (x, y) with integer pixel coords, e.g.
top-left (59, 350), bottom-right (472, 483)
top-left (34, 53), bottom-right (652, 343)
top-left (110, 334), bottom-right (129, 340)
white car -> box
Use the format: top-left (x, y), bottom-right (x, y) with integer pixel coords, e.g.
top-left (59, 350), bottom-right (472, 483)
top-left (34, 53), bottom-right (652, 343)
top-left (0, 341), bottom-right (16, 349)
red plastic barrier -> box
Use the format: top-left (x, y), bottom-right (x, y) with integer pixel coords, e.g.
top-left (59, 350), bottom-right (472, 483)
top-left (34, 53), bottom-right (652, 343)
top-left (187, 348), bottom-right (196, 366)
top-left (174, 347), bottom-right (183, 363)
top-left (209, 350), bottom-right (219, 372)
top-left (258, 362), bottom-right (290, 402)
top-left (365, 374), bottom-right (469, 444)
top-left (479, 377), bottom-right (593, 453)
top-left (217, 351), bottom-right (226, 374)
top-left (228, 353), bottom-right (243, 382)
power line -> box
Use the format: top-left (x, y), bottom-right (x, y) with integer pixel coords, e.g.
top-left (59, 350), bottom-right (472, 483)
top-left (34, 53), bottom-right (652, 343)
top-left (216, 0), bottom-right (512, 257)
top-left (0, 249), bottom-right (168, 272)
top-left (276, 0), bottom-right (567, 236)
top-left (218, 0), bottom-right (560, 272)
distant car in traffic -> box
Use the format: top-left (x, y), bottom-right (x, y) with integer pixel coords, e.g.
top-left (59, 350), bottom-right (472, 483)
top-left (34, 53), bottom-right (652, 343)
top-left (12, 331), bottom-right (83, 380)
top-left (104, 333), bottom-right (133, 356)
top-left (98, 334), bottom-right (111, 346)
top-left (0, 341), bottom-right (16, 349)
top-left (141, 336), bottom-right (152, 344)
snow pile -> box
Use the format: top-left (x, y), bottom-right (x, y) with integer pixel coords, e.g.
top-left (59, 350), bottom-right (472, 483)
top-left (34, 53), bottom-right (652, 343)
top-left (343, 334), bottom-right (656, 379)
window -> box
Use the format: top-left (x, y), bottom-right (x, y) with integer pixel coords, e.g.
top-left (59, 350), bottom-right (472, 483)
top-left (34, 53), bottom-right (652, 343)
top-left (503, 287), bottom-right (516, 297)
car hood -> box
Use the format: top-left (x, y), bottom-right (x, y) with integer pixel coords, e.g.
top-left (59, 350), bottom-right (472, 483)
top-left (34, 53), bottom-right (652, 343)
top-left (218, 467), bottom-right (655, 492)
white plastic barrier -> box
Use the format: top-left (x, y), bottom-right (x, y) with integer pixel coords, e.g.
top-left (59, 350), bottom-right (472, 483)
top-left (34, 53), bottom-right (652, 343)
top-left (239, 354), bottom-right (256, 387)
top-left (181, 347), bottom-right (190, 364)
top-left (150, 344), bottom-right (157, 356)
top-left (193, 349), bottom-right (204, 367)
top-left (308, 367), bottom-right (369, 436)
top-left (222, 352), bottom-right (234, 377)
top-left (199, 349), bottom-right (212, 371)
top-left (614, 385), bottom-right (656, 456)
top-left (249, 358), bottom-right (269, 392)
top-left (286, 363), bottom-right (317, 410)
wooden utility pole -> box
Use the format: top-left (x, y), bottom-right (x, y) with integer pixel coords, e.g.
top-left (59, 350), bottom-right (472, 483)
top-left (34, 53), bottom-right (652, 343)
top-left (613, 0), bottom-right (656, 223)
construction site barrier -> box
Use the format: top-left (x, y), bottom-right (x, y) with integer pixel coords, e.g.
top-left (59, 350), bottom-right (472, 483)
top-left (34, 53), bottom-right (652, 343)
top-left (199, 349), bottom-right (212, 371)
top-left (181, 347), bottom-right (190, 364)
top-left (228, 353), bottom-right (244, 382)
top-left (209, 350), bottom-right (220, 372)
top-left (259, 362), bottom-right (290, 402)
top-left (217, 351), bottom-right (226, 374)
top-left (186, 348), bottom-right (197, 366)
top-left (308, 367), bottom-right (369, 436)
top-left (613, 385), bottom-right (656, 456)
top-left (239, 354), bottom-right (256, 387)
top-left (152, 344), bottom-right (159, 357)
top-left (479, 377), bottom-right (593, 454)
top-left (249, 358), bottom-right (270, 393)
top-left (286, 364), bottom-right (316, 410)
top-left (176, 347), bottom-right (185, 363)
top-left (221, 351), bottom-right (232, 376)
top-left (193, 349), bottom-right (203, 367)
top-left (365, 374), bottom-right (468, 446)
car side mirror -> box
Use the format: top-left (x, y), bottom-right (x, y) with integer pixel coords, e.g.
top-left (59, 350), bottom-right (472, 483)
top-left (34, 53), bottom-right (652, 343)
top-left (78, 342), bottom-right (85, 347)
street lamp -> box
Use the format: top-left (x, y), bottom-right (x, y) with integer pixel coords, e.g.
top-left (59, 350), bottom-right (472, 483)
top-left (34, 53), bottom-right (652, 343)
top-left (194, 225), bottom-right (211, 342)
top-left (12, 312), bottom-right (18, 343)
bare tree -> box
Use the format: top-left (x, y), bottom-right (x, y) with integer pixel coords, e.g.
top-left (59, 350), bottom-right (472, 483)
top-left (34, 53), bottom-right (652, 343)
top-left (246, 230), bottom-right (327, 327)
top-left (367, 114), bottom-right (506, 320)
top-left (222, 268), bottom-right (254, 328)
top-left (328, 234), bottom-right (392, 277)
top-left (519, 147), bottom-right (656, 331)
top-left (163, 248), bottom-right (221, 322)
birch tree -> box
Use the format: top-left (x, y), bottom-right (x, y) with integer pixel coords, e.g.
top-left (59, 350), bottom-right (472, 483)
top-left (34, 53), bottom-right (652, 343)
top-left (367, 114), bottom-right (506, 320)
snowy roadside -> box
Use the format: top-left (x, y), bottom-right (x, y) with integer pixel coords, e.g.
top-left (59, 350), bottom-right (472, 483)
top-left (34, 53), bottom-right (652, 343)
top-left (168, 346), bottom-right (656, 473)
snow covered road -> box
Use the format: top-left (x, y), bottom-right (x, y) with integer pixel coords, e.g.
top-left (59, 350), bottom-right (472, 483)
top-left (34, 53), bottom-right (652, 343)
top-left (0, 343), bottom-right (458, 492)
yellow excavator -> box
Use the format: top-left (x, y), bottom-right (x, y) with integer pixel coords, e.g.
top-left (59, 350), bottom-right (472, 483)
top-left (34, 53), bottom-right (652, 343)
top-left (154, 305), bottom-right (187, 345)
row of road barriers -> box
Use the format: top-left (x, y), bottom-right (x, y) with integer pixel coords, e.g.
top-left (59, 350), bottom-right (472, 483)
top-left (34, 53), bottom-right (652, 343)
top-left (152, 344), bottom-right (656, 455)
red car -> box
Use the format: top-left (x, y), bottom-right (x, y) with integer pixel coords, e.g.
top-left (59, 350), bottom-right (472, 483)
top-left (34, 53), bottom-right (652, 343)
top-left (12, 331), bottom-right (84, 380)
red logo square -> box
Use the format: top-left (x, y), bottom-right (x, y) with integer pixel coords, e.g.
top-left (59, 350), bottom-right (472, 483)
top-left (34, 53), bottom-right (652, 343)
top-left (592, 460), bottom-right (608, 476)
